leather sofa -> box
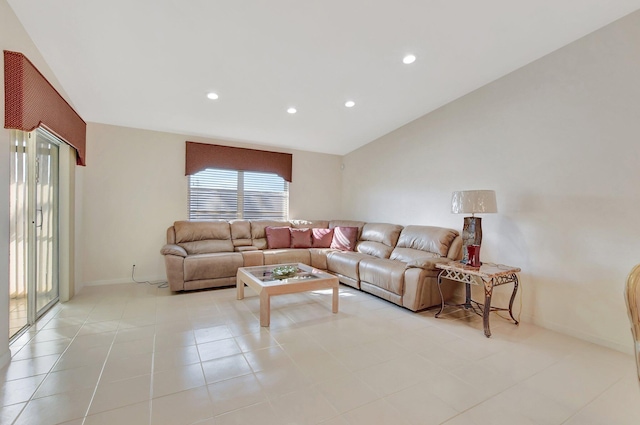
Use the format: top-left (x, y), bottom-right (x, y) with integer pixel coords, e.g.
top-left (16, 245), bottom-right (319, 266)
top-left (161, 219), bottom-right (462, 311)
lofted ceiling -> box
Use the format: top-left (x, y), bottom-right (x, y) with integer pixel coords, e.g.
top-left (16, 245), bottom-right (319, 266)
top-left (7, 0), bottom-right (640, 155)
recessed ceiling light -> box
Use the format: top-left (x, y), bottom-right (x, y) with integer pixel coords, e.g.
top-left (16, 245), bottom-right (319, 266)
top-left (287, 107), bottom-right (297, 114)
top-left (402, 54), bottom-right (416, 64)
top-left (206, 92), bottom-right (219, 100)
top-left (345, 100), bottom-right (355, 108)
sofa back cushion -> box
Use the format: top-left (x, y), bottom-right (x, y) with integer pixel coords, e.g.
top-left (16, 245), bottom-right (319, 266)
top-left (391, 225), bottom-right (459, 260)
top-left (290, 228), bottom-right (313, 248)
top-left (251, 220), bottom-right (291, 250)
top-left (329, 220), bottom-right (366, 239)
top-left (330, 226), bottom-right (359, 251)
top-left (289, 220), bottom-right (330, 229)
top-left (230, 220), bottom-right (253, 247)
top-left (173, 221), bottom-right (234, 254)
top-left (312, 228), bottom-right (334, 248)
top-left (355, 223), bottom-right (403, 259)
top-left (266, 226), bottom-right (291, 249)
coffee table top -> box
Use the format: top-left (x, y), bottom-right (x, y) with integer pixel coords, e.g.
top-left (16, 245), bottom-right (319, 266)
top-left (238, 263), bottom-right (334, 286)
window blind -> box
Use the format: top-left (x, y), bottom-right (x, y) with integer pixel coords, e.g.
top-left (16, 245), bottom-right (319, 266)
top-left (189, 168), bottom-right (288, 220)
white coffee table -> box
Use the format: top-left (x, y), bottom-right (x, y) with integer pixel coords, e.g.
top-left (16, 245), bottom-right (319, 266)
top-left (236, 263), bottom-right (339, 326)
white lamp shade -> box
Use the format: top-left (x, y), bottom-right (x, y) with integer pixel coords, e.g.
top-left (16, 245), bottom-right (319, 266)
top-left (451, 190), bottom-right (497, 214)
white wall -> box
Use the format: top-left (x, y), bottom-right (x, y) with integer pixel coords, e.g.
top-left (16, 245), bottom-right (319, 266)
top-left (78, 123), bottom-right (343, 287)
top-left (341, 11), bottom-right (640, 353)
top-left (0, 0), bottom-right (73, 367)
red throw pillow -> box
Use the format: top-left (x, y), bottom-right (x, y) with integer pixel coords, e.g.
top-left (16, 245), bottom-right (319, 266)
top-left (330, 226), bottom-right (358, 251)
top-left (311, 228), bottom-right (334, 248)
top-left (290, 228), bottom-right (312, 248)
top-left (265, 226), bottom-right (291, 249)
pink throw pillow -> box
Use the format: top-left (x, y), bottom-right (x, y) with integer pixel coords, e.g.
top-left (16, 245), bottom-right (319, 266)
top-left (265, 226), bottom-right (291, 249)
top-left (290, 228), bottom-right (312, 248)
top-left (312, 228), bottom-right (334, 248)
top-left (330, 226), bottom-right (358, 251)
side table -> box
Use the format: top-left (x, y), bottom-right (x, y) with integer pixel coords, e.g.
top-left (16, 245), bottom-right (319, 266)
top-left (435, 262), bottom-right (521, 337)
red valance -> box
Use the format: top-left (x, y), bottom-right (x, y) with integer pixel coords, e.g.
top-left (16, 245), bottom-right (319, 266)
top-left (185, 142), bottom-right (293, 182)
top-left (4, 50), bottom-right (87, 165)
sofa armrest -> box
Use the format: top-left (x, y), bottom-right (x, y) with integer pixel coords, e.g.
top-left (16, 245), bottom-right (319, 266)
top-left (406, 257), bottom-right (452, 270)
top-left (161, 244), bottom-right (188, 257)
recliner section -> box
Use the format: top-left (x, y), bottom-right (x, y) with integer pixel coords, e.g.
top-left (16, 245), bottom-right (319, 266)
top-left (160, 219), bottom-right (462, 311)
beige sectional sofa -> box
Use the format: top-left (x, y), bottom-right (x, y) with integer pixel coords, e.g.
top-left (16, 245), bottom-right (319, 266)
top-left (161, 219), bottom-right (462, 311)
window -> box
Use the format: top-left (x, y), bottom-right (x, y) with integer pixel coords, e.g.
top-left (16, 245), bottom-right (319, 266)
top-left (189, 168), bottom-right (289, 220)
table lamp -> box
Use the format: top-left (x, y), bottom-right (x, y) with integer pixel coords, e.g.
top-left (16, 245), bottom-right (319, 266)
top-left (451, 190), bottom-right (497, 265)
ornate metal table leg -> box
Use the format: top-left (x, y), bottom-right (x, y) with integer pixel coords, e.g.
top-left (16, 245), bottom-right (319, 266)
top-left (483, 278), bottom-right (493, 338)
top-left (435, 272), bottom-right (445, 318)
top-left (508, 273), bottom-right (519, 324)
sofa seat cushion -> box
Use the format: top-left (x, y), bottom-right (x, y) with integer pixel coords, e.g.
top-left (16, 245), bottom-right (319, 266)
top-left (326, 251), bottom-right (370, 281)
top-left (184, 252), bottom-right (244, 281)
top-left (263, 249), bottom-right (311, 265)
top-left (308, 248), bottom-right (337, 270)
top-left (359, 258), bottom-right (406, 296)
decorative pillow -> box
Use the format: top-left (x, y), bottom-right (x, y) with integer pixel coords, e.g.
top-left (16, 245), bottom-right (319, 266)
top-left (312, 228), bottom-right (334, 248)
top-left (290, 228), bottom-right (312, 248)
top-left (265, 226), bottom-right (291, 249)
top-left (330, 226), bottom-right (358, 251)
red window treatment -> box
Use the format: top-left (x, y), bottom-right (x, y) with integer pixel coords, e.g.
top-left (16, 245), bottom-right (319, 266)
top-left (185, 141), bottom-right (293, 182)
top-left (4, 50), bottom-right (87, 165)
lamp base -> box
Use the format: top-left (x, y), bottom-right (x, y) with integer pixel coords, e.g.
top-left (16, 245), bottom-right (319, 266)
top-left (461, 217), bottom-right (482, 264)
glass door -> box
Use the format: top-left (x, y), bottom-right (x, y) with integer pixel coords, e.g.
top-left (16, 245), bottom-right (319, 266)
top-left (33, 130), bottom-right (60, 317)
top-left (9, 128), bottom-right (60, 339)
top-left (9, 131), bottom-right (29, 337)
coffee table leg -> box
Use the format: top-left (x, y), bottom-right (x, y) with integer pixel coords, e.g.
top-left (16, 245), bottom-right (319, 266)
top-left (236, 277), bottom-right (244, 300)
top-left (260, 291), bottom-right (270, 327)
top-left (332, 285), bottom-right (339, 313)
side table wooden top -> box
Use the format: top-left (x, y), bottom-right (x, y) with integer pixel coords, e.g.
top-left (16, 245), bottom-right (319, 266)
top-left (436, 261), bottom-right (521, 278)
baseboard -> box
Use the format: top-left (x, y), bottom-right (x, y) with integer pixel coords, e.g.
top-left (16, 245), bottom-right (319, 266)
top-left (521, 312), bottom-right (634, 356)
top-left (82, 276), bottom-right (166, 287)
top-left (0, 348), bottom-right (11, 369)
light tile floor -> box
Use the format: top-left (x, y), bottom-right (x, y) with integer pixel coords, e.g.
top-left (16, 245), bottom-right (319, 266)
top-left (1, 282), bottom-right (639, 425)
top-left (9, 296), bottom-right (28, 339)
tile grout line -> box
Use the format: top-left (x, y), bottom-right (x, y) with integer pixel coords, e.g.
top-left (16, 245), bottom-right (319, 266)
top-left (9, 302), bottom-right (99, 425)
top-left (148, 328), bottom-right (157, 425)
top-left (558, 375), bottom-right (626, 425)
top-left (79, 306), bottom-right (126, 422)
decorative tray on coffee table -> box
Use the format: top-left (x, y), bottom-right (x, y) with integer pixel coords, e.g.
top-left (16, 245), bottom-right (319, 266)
top-left (271, 265), bottom-right (300, 279)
